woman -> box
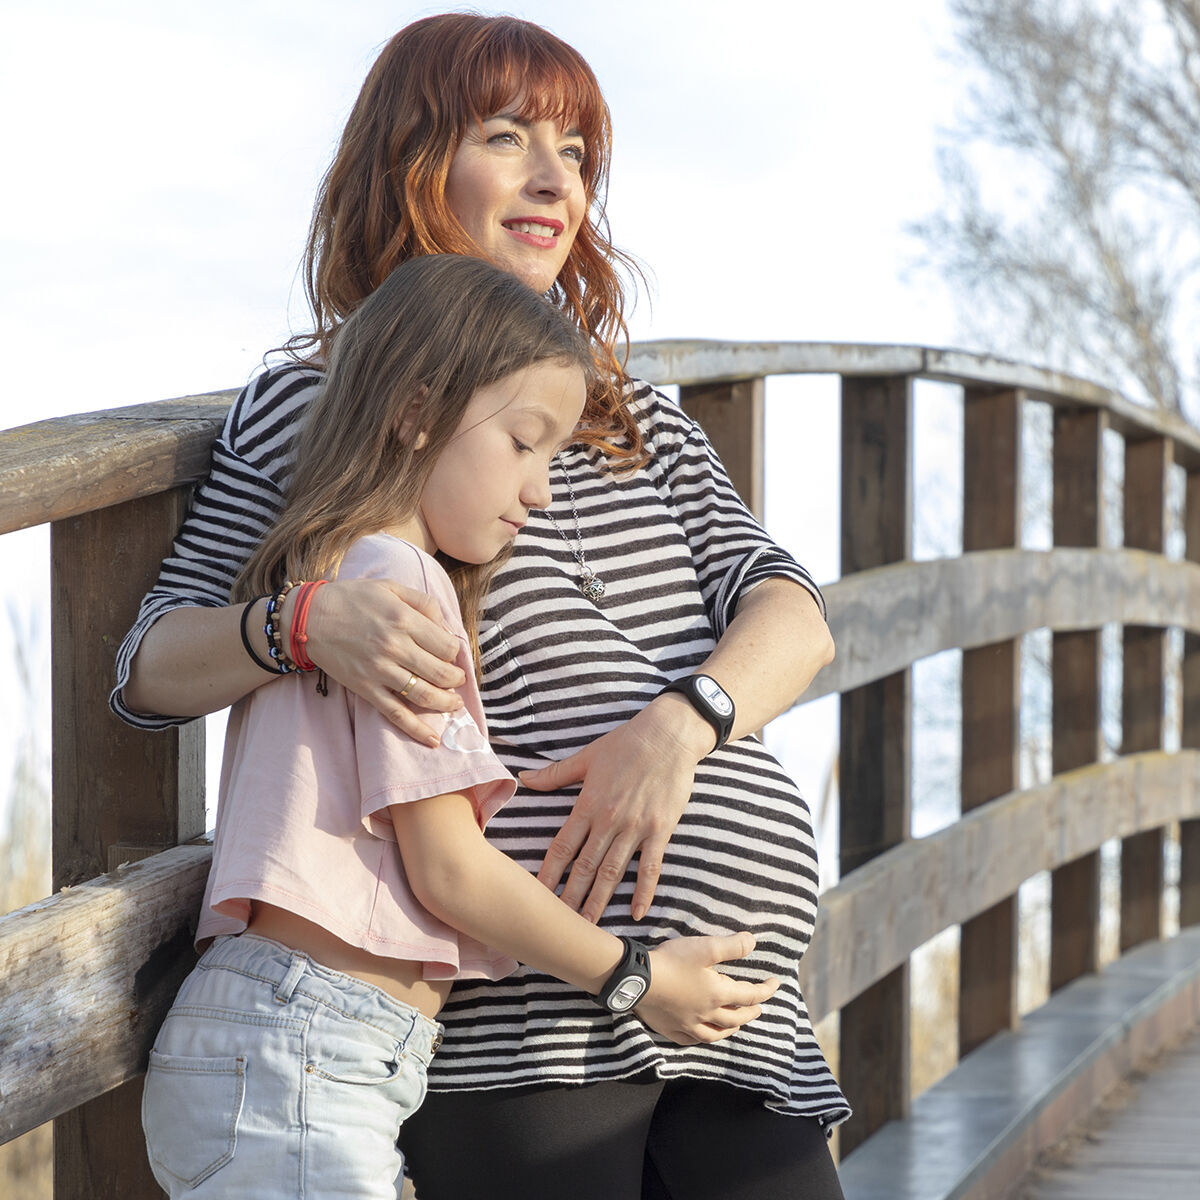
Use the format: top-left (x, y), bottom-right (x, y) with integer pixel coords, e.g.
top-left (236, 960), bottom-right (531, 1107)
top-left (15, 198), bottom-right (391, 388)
top-left (115, 14), bottom-right (848, 1198)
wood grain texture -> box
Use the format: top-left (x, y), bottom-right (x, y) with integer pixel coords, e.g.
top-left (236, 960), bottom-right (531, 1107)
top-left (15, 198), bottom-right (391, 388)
top-left (1182, 470), bottom-right (1200, 926)
top-left (805, 547), bottom-right (1200, 703)
top-left (679, 377), bottom-right (765, 519)
top-left (959, 388), bottom-right (1022, 1056)
top-left (1120, 438), bottom-right (1171, 951)
top-left (799, 749), bottom-right (1200, 1025)
top-left (1050, 408), bottom-right (1106, 991)
top-left (624, 339), bottom-right (1200, 468)
top-left (838, 373), bottom-right (913, 1153)
top-left (0, 845), bottom-right (210, 1144)
top-left (0, 394), bottom-right (232, 535)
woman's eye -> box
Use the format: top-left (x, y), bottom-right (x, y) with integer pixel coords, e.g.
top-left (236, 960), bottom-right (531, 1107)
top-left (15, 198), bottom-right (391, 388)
top-left (488, 129), bottom-right (522, 147)
top-left (512, 438), bottom-right (533, 454)
top-left (562, 144), bottom-right (586, 165)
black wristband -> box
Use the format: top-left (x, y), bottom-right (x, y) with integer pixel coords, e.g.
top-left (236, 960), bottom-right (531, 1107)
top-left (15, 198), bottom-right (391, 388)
top-left (658, 673), bottom-right (735, 751)
top-left (239, 595), bottom-right (277, 675)
top-left (594, 937), bottom-right (651, 1013)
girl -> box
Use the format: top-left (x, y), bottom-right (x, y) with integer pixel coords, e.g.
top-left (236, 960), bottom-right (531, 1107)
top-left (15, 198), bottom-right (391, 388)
top-left (139, 255), bottom-right (777, 1199)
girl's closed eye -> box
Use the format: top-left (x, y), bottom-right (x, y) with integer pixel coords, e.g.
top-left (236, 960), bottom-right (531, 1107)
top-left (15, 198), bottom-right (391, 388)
top-left (512, 437), bottom-right (533, 454)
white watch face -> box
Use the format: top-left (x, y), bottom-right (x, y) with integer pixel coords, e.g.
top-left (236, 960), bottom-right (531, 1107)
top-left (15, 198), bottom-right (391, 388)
top-left (696, 675), bottom-right (733, 717)
top-left (610, 977), bottom-right (648, 1011)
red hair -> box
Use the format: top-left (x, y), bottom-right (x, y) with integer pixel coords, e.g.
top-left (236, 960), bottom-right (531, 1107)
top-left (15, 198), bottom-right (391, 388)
top-left (291, 14), bottom-right (644, 460)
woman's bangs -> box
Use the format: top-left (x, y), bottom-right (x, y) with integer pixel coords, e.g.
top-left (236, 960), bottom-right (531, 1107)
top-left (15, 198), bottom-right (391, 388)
top-left (464, 37), bottom-right (610, 178)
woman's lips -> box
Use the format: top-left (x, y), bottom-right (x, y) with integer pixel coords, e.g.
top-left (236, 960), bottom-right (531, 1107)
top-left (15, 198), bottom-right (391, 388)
top-left (502, 218), bottom-right (564, 248)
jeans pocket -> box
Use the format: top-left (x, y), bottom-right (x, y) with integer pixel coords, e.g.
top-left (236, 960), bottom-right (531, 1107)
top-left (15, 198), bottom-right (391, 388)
top-left (142, 1049), bottom-right (247, 1190)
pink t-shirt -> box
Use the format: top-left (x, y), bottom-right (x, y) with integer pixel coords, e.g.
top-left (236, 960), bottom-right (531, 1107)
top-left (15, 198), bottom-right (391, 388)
top-left (197, 533), bottom-right (518, 980)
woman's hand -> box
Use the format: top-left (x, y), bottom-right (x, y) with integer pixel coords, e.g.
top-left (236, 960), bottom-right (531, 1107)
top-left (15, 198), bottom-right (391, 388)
top-left (638, 933), bottom-right (779, 1045)
top-left (300, 578), bottom-right (466, 743)
top-left (523, 692), bottom-right (713, 923)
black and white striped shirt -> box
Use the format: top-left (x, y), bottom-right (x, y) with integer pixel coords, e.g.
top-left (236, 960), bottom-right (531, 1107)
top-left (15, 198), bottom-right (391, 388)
top-left (112, 363), bottom-right (849, 1126)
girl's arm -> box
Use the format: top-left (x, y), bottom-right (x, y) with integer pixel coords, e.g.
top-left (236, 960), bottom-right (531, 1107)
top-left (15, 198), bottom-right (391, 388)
top-left (390, 792), bottom-right (779, 1045)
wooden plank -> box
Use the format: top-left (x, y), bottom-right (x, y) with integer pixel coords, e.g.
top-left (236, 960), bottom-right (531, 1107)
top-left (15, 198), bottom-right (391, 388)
top-left (50, 489), bottom-right (207, 1200)
top-left (622, 340), bottom-right (1200, 469)
top-left (678, 377), bottom-right (765, 519)
top-left (838, 373), bottom-right (913, 1154)
top-left (50, 492), bottom-right (206, 887)
top-left (798, 749), bottom-right (1200, 1023)
top-left (1181, 469), bottom-right (1200, 926)
top-left (0, 394), bottom-right (231, 535)
top-left (1050, 410), bottom-right (1105, 990)
top-left (1120, 437), bottom-right (1171, 951)
top-left (4, 752), bottom-right (1198, 1133)
top-left (1020, 1028), bottom-right (1200, 1199)
top-left (959, 388), bottom-right (1021, 1056)
top-left (0, 845), bottom-right (211, 1144)
top-left (802, 547), bottom-right (1200, 703)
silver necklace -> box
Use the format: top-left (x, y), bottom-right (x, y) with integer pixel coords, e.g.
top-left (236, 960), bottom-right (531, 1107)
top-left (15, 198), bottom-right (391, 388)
top-left (544, 457), bottom-right (606, 602)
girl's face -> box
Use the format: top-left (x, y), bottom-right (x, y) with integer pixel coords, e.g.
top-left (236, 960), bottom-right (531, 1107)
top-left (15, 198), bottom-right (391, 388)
top-left (403, 360), bottom-right (586, 564)
top-left (445, 105), bottom-right (587, 293)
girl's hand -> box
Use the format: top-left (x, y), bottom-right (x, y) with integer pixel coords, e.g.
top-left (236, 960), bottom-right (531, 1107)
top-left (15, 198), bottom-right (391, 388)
top-left (524, 693), bottom-right (712, 922)
top-left (637, 933), bottom-right (779, 1045)
top-left (300, 578), bottom-right (466, 742)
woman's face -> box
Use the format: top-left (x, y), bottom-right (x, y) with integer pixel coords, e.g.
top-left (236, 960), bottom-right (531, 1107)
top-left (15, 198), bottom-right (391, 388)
top-left (446, 107), bottom-right (588, 293)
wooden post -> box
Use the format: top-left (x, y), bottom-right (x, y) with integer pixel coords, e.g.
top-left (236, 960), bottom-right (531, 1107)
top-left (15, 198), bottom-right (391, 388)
top-left (679, 378), bottom-right (765, 520)
top-left (1182, 468), bottom-right (1200, 926)
top-left (838, 374), bottom-right (913, 1154)
top-left (959, 389), bottom-right (1021, 1056)
top-left (1049, 410), bottom-right (1106, 990)
top-left (51, 488), bottom-right (205, 1200)
top-left (1119, 437), bottom-right (1171, 950)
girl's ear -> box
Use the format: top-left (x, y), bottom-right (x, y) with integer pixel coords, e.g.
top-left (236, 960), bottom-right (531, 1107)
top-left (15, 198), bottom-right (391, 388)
top-left (395, 385), bottom-right (431, 449)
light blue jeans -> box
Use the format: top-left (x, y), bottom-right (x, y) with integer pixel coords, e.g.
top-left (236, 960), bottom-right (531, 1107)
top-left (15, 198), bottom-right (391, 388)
top-left (141, 933), bottom-right (442, 1198)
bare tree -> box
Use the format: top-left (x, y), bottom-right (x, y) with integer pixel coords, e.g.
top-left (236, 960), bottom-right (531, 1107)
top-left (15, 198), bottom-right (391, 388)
top-left (916, 0), bottom-right (1200, 420)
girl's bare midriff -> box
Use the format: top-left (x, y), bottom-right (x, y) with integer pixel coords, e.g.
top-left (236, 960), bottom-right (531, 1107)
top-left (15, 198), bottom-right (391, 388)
top-left (246, 901), bottom-right (452, 1019)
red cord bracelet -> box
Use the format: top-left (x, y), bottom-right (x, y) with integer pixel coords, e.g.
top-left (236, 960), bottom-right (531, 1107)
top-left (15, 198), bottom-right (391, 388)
top-left (290, 580), bottom-right (328, 672)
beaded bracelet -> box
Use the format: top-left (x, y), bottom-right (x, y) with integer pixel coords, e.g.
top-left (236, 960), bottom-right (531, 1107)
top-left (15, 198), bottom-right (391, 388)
top-left (239, 594), bottom-right (277, 674)
top-left (264, 580), bottom-right (303, 673)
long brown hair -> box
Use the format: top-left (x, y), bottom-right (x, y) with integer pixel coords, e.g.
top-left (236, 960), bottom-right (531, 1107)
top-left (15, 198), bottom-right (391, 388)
top-left (239, 255), bottom-right (593, 666)
top-left (287, 13), bottom-right (645, 464)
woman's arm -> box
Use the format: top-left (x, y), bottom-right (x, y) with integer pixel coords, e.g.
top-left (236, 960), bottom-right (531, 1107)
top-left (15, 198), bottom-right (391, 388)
top-left (114, 366), bottom-right (465, 739)
top-left (391, 791), bottom-right (779, 1044)
top-left (527, 578), bottom-right (833, 921)
top-left (123, 581), bottom-right (467, 738)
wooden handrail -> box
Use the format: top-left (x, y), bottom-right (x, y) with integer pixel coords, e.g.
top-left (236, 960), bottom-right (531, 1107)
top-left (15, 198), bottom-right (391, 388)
top-left (799, 749), bottom-right (1200, 1022)
top-left (4, 340), bottom-right (1200, 536)
top-left (2, 340), bottom-right (1199, 1192)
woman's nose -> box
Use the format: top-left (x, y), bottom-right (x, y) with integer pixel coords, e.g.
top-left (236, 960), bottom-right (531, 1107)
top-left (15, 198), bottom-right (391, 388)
top-left (526, 144), bottom-right (574, 199)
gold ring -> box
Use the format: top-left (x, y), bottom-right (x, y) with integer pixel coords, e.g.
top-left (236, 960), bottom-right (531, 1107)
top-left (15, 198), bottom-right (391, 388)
top-left (398, 672), bottom-right (418, 699)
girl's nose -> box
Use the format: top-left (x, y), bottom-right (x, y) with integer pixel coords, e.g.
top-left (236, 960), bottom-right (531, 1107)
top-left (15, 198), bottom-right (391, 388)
top-left (521, 468), bottom-right (554, 512)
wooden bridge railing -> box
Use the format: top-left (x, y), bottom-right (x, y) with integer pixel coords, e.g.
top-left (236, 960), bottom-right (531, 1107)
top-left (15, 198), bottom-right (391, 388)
top-left (2, 342), bottom-right (1199, 1198)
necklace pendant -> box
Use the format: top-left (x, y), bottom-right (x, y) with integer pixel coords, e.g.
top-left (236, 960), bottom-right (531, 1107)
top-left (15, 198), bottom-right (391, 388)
top-left (579, 570), bottom-right (606, 602)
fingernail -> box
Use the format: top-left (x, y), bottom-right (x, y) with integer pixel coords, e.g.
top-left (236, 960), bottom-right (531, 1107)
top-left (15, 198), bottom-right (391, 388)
top-left (631, 905), bottom-right (645, 921)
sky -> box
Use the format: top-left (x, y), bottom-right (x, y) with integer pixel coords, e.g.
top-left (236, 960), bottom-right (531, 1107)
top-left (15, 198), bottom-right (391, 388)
top-left (0, 0), bottom-right (967, 864)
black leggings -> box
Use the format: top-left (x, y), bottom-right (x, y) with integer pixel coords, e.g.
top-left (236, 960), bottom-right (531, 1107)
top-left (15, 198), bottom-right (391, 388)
top-left (399, 1076), bottom-right (844, 1200)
